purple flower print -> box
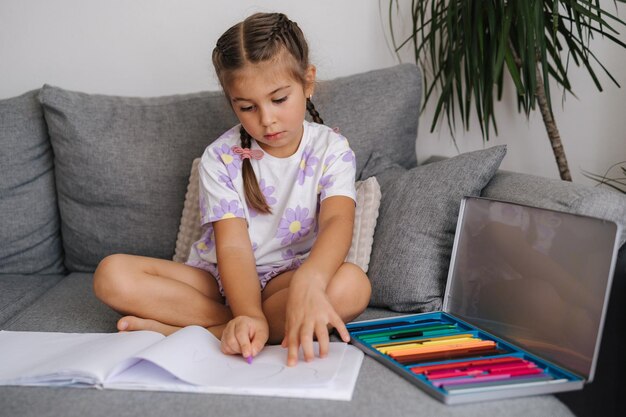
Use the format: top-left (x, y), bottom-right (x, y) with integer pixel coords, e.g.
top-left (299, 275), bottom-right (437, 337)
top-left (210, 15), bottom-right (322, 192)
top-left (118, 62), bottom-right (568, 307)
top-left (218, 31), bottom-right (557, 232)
top-left (210, 199), bottom-right (244, 221)
top-left (195, 225), bottom-right (215, 253)
top-left (213, 144), bottom-right (241, 179)
top-left (322, 154), bottom-right (336, 174)
top-left (297, 145), bottom-right (319, 185)
top-left (276, 206), bottom-right (314, 245)
top-left (259, 179), bottom-right (277, 206)
top-left (282, 248), bottom-right (306, 261)
top-left (342, 150), bottom-right (356, 169)
top-left (218, 172), bottom-right (235, 191)
top-left (318, 175), bottom-right (334, 199)
top-left (249, 179), bottom-right (277, 217)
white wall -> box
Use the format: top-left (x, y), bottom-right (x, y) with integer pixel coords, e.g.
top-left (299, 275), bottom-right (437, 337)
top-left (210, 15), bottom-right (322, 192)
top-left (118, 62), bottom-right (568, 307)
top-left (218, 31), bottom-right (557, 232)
top-left (2, 0), bottom-right (625, 185)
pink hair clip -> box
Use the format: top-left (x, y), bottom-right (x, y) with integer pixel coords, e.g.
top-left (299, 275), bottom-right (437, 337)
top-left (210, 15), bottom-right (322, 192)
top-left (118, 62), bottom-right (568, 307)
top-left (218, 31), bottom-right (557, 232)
top-left (231, 145), bottom-right (264, 160)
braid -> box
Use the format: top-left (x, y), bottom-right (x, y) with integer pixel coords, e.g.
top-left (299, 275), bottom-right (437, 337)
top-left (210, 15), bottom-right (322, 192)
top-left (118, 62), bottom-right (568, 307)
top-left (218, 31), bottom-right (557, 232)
top-left (240, 125), bottom-right (252, 148)
top-left (269, 14), bottom-right (289, 40)
top-left (268, 14), bottom-right (306, 63)
top-left (306, 98), bottom-right (324, 125)
top-left (239, 126), bottom-right (272, 214)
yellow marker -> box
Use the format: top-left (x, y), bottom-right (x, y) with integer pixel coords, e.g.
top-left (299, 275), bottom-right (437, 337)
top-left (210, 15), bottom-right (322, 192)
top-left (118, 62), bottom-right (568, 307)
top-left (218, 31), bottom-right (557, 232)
top-left (372, 333), bottom-right (475, 349)
top-left (378, 337), bottom-right (478, 355)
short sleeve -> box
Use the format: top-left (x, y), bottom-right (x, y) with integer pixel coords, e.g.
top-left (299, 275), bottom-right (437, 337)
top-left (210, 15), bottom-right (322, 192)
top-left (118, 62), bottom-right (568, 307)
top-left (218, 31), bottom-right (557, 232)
top-left (198, 142), bottom-right (246, 226)
top-left (318, 136), bottom-right (357, 202)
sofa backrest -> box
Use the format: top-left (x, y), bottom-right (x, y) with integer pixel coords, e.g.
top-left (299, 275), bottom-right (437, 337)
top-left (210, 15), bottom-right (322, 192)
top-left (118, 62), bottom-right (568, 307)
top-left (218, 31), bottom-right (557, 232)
top-left (0, 91), bottom-right (65, 275)
top-left (4, 64), bottom-right (421, 273)
top-left (314, 63), bottom-right (421, 175)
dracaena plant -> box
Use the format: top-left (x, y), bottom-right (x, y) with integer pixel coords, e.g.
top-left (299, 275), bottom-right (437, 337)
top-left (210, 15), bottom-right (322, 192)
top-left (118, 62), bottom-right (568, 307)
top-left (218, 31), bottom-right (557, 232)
top-left (388, 0), bottom-right (626, 181)
top-left (582, 161), bottom-right (626, 193)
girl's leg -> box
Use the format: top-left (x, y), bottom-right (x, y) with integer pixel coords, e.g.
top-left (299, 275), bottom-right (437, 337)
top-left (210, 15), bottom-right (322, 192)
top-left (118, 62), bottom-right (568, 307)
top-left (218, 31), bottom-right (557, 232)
top-left (260, 262), bottom-right (371, 344)
top-left (93, 254), bottom-right (232, 335)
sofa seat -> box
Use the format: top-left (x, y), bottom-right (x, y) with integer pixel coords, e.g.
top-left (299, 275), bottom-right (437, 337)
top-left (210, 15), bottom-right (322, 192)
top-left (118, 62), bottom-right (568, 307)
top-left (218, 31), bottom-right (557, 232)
top-left (0, 273), bottom-right (574, 417)
top-left (0, 274), bottom-right (64, 327)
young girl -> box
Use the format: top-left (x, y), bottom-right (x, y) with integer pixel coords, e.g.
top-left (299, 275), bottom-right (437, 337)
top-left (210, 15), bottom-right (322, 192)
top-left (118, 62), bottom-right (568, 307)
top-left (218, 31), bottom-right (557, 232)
top-left (93, 12), bottom-right (371, 366)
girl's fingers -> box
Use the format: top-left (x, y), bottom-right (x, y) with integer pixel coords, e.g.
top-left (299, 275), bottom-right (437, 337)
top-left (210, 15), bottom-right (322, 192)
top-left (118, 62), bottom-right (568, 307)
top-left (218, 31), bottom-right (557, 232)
top-left (249, 327), bottom-right (268, 357)
top-left (286, 330), bottom-right (300, 367)
top-left (221, 331), bottom-right (240, 355)
top-left (235, 323), bottom-right (253, 358)
top-left (300, 324), bottom-right (315, 362)
top-left (315, 323), bottom-right (330, 358)
top-left (331, 314), bottom-right (351, 343)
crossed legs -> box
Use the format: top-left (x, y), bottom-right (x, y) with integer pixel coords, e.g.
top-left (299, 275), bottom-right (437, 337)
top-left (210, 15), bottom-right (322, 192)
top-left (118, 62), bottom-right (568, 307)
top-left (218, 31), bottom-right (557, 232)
top-left (93, 254), bottom-right (371, 341)
top-left (93, 254), bottom-right (231, 336)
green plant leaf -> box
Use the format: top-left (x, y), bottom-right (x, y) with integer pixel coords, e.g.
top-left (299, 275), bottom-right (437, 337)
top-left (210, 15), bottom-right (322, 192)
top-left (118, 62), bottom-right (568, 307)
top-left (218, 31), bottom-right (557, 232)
top-left (388, 0), bottom-right (626, 143)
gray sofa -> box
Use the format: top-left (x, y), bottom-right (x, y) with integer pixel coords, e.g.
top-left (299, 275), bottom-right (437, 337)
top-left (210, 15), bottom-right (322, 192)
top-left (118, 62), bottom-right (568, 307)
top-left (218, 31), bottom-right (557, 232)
top-left (1, 63), bottom-right (624, 417)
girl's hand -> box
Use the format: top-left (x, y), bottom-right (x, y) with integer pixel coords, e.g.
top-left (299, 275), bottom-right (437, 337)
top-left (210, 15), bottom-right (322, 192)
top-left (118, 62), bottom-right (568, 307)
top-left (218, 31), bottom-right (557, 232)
top-left (220, 315), bottom-right (269, 361)
top-left (281, 276), bottom-right (350, 366)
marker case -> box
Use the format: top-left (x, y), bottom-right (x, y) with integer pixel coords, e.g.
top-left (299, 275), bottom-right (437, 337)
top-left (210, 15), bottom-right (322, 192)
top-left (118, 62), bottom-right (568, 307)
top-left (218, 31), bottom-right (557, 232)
top-left (348, 197), bottom-right (622, 404)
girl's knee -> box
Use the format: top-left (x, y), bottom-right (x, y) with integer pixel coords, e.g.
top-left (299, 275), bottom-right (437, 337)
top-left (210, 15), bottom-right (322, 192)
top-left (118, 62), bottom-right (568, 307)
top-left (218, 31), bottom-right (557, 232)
top-left (93, 254), bottom-right (134, 302)
top-left (329, 263), bottom-right (371, 315)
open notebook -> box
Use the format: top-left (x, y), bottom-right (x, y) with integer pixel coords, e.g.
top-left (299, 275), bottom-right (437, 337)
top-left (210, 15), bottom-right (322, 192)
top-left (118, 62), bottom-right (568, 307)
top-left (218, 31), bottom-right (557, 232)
top-left (0, 325), bottom-right (363, 401)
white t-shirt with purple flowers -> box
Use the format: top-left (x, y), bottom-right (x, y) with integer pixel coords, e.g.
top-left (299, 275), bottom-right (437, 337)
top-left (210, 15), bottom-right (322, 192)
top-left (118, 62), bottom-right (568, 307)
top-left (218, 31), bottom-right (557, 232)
top-left (186, 121), bottom-right (357, 273)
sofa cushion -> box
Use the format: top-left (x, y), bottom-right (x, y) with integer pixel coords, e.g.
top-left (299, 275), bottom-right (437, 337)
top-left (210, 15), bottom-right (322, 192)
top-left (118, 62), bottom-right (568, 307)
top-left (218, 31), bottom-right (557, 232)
top-left (173, 159), bottom-right (381, 272)
top-left (38, 64), bottom-right (421, 272)
top-left (314, 63), bottom-right (422, 177)
top-left (39, 86), bottom-right (239, 272)
top-left (2, 273), bottom-right (120, 332)
top-left (364, 146), bottom-right (507, 312)
top-left (0, 90), bottom-right (65, 275)
top-left (347, 177), bottom-right (382, 271)
top-left (0, 274), bottom-right (65, 327)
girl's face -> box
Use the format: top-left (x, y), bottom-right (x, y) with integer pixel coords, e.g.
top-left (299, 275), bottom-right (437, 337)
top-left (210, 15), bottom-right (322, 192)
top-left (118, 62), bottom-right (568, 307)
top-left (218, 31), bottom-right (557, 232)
top-left (227, 61), bottom-right (315, 158)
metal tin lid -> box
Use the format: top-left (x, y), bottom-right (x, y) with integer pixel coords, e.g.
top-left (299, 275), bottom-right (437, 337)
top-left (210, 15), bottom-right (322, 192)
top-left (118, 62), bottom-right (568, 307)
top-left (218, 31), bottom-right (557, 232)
top-left (442, 197), bottom-right (621, 381)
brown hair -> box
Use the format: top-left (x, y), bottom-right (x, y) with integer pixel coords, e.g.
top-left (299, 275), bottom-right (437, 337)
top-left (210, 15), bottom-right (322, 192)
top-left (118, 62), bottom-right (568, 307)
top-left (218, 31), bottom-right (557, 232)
top-left (212, 12), bottom-right (324, 214)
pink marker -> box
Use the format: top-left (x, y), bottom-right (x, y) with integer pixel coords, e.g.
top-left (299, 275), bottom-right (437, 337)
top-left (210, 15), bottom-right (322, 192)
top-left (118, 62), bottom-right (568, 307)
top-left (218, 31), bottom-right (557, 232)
top-left (246, 356), bottom-right (253, 365)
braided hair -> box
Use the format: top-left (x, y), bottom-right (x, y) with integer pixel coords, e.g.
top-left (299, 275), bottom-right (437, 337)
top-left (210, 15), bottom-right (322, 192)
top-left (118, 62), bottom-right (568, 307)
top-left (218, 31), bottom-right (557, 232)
top-left (212, 13), bottom-right (324, 214)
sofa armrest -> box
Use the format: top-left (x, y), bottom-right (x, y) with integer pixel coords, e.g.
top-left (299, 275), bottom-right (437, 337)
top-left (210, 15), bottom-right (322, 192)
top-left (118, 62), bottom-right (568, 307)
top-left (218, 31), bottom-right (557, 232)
top-left (482, 170), bottom-right (626, 247)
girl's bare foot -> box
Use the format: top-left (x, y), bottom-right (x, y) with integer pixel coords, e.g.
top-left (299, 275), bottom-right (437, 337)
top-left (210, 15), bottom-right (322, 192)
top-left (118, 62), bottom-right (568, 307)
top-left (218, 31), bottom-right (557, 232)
top-left (117, 316), bottom-right (181, 336)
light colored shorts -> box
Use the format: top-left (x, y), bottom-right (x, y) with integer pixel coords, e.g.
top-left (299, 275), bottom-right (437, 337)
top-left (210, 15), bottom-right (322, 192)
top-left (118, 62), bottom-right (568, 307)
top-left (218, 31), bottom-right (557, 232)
top-left (185, 257), bottom-right (304, 297)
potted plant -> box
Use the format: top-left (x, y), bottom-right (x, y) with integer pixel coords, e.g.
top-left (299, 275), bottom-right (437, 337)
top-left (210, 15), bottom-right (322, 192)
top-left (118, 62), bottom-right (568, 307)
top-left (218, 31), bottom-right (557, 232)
top-left (388, 0), bottom-right (626, 181)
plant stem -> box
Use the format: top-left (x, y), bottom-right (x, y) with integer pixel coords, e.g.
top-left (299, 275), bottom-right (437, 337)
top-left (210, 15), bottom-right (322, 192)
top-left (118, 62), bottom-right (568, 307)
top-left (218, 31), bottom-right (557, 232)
top-left (508, 39), bottom-right (572, 182)
top-left (534, 64), bottom-right (572, 181)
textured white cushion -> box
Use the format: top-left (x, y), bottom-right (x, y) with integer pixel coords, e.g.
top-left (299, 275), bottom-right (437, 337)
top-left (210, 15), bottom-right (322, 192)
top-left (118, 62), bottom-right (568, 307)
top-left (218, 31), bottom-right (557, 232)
top-left (346, 176), bottom-right (381, 272)
top-left (174, 158), bottom-right (381, 272)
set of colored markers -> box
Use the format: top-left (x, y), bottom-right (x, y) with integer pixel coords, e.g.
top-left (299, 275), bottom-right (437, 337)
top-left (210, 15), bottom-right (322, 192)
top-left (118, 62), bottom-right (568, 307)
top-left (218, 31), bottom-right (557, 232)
top-left (347, 313), bottom-right (576, 400)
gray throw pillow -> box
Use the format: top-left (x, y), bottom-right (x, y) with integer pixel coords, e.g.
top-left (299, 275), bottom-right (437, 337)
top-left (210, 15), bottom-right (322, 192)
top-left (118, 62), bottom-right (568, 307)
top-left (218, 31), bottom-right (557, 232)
top-left (365, 145), bottom-right (507, 312)
top-left (0, 90), bottom-right (65, 275)
top-left (39, 86), bottom-right (238, 272)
